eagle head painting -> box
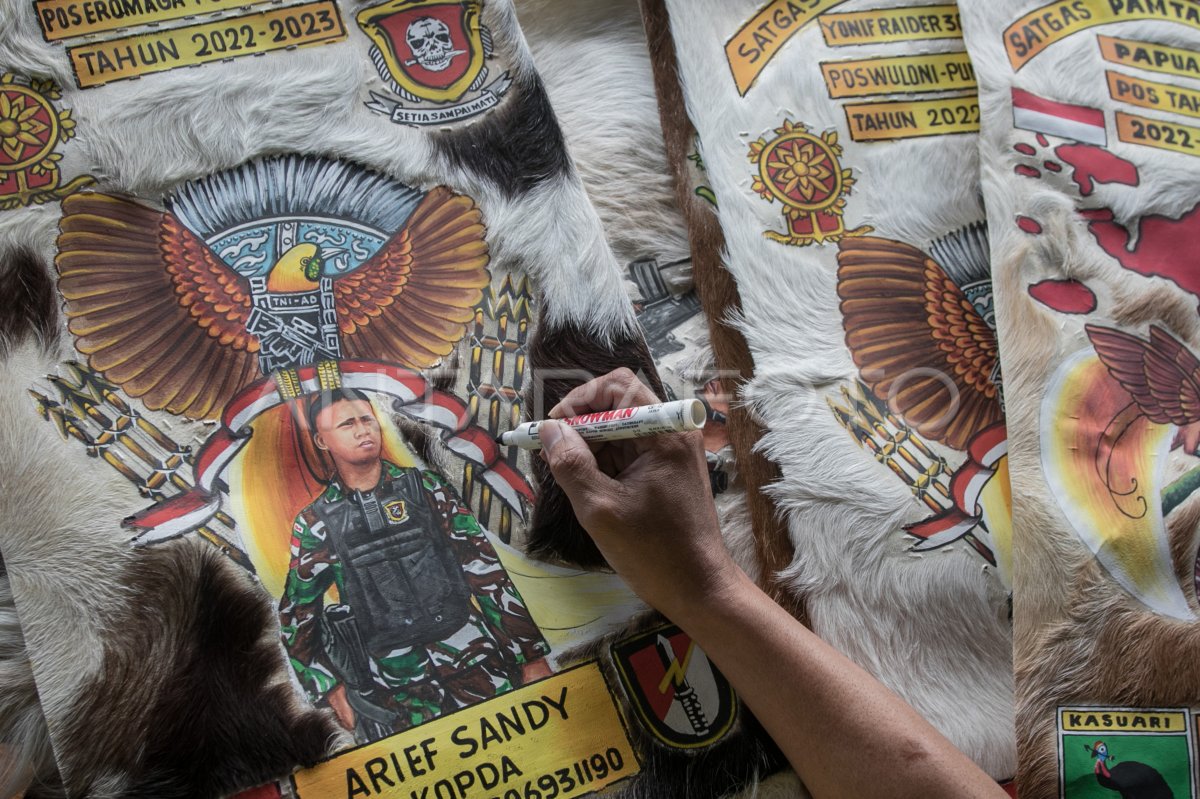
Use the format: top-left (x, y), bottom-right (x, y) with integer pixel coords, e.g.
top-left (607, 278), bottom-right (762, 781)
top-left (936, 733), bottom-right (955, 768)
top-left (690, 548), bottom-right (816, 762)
top-left (53, 155), bottom-right (494, 583)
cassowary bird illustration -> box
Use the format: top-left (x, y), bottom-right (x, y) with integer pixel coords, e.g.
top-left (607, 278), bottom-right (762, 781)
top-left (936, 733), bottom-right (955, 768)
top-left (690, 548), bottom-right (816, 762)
top-left (54, 182), bottom-right (489, 420)
top-left (1086, 741), bottom-right (1174, 799)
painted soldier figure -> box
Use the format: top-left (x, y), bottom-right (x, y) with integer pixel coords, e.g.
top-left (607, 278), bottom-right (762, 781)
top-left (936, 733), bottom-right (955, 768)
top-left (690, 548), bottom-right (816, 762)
top-left (279, 388), bottom-right (550, 741)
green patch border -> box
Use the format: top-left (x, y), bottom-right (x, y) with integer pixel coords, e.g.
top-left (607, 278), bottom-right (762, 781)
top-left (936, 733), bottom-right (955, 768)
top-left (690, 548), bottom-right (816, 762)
top-left (1057, 706), bottom-right (1196, 799)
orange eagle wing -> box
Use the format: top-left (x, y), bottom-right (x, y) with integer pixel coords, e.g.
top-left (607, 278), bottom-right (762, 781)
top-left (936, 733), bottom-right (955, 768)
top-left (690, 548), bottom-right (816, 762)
top-left (56, 192), bottom-right (259, 420)
top-left (836, 236), bottom-right (1001, 450)
top-left (335, 186), bottom-right (490, 369)
top-left (1087, 324), bottom-right (1200, 425)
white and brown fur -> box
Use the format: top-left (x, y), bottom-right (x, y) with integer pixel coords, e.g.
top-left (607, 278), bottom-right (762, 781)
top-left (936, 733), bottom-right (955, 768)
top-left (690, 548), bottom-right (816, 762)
top-left (643, 0), bottom-right (1015, 780)
top-left (512, 6), bottom-right (798, 792)
top-left (960, 2), bottom-right (1200, 795)
top-left (0, 0), bottom-right (792, 794)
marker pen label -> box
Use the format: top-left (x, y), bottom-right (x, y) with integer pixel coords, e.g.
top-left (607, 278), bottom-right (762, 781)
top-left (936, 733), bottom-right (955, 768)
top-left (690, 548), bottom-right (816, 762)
top-left (500, 399), bottom-right (706, 450)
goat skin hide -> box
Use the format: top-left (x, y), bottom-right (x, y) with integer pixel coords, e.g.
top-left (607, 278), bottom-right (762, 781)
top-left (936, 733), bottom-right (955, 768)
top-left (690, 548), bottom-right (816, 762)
top-left (0, 0), bottom-right (783, 795)
top-left (633, 0), bottom-right (800, 623)
top-left (647, 0), bottom-right (1016, 783)
top-left (518, 2), bottom-right (797, 795)
top-left (960, 2), bottom-right (1200, 797)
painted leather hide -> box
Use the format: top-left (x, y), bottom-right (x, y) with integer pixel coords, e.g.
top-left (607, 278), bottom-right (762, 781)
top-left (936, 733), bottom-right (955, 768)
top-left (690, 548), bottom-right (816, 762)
top-left (652, 0), bottom-right (1016, 783)
top-left (0, 0), bottom-right (782, 796)
top-left (961, 1), bottom-right (1200, 797)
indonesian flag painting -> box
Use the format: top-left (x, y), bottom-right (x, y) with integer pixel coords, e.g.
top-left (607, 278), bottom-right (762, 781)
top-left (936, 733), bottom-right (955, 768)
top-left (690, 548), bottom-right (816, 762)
top-left (906, 423), bottom-right (1012, 575)
top-left (1012, 88), bottom-right (1108, 146)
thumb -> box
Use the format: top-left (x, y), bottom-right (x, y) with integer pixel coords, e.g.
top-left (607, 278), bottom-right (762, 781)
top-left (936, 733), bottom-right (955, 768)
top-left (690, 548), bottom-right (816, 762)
top-left (540, 420), bottom-right (617, 512)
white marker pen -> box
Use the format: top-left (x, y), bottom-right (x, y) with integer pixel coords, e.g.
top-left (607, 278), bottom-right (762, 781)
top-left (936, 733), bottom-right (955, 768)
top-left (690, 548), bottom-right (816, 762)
top-left (498, 399), bottom-right (707, 450)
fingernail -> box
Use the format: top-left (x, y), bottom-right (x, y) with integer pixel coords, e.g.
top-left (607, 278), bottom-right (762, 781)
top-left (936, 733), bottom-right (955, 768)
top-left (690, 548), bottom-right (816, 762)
top-left (539, 420), bottom-right (564, 455)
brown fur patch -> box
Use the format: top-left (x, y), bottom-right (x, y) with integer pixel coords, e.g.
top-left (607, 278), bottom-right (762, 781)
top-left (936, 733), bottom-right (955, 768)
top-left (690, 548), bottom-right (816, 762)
top-left (1010, 276), bottom-right (1200, 796)
top-left (1016, 556), bottom-right (1200, 797)
top-left (58, 541), bottom-right (340, 798)
top-left (637, 0), bottom-right (800, 620)
top-left (1112, 284), bottom-right (1200, 341)
top-left (0, 248), bottom-right (58, 352)
top-left (433, 69), bottom-right (572, 199)
top-left (1168, 494), bottom-right (1200, 591)
top-left (525, 322), bottom-right (665, 567)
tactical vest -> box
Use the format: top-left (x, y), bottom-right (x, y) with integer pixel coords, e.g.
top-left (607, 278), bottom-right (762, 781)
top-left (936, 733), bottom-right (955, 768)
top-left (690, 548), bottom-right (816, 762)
top-left (312, 467), bottom-right (473, 653)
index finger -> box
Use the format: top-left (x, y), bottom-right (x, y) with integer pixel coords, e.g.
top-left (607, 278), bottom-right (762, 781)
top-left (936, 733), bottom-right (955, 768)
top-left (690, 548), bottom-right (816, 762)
top-left (549, 368), bottom-right (661, 418)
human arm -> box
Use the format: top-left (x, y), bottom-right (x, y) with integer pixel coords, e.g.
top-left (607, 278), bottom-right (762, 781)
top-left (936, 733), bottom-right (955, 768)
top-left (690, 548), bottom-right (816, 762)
top-left (538, 368), bottom-right (1007, 799)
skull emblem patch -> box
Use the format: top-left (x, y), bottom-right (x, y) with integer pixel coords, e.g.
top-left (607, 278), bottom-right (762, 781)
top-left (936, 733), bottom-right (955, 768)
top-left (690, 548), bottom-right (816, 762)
top-left (358, 0), bottom-right (512, 126)
top-left (404, 16), bottom-right (465, 72)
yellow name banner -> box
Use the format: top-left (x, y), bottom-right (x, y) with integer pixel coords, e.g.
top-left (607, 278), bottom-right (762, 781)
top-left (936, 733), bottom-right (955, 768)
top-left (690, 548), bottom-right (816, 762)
top-left (1100, 34), bottom-right (1200, 80)
top-left (1116, 110), bottom-right (1200, 157)
top-left (36, 0), bottom-right (267, 42)
top-left (67, 1), bottom-right (346, 88)
top-left (1060, 708), bottom-right (1190, 732)
top-left (818, 4), bottom-right (961, 47)
top-left (844, 94), bottom-right (979, 141)
top-left (1005, 0), bottom-right (1200, 71)
top-left (1107, 70), bottom-right (1200, 118)
top-left (725, 0), bottom-right (850, 96)
top-left (821, 51), bottom-right (976, 99)
top-left (293, 664), bottom-right (639, 799)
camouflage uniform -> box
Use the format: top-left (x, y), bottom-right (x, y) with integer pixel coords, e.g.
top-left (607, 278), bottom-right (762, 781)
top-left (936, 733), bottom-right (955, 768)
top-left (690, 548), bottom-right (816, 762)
top-left (279, 462), bottom-right (549, 740)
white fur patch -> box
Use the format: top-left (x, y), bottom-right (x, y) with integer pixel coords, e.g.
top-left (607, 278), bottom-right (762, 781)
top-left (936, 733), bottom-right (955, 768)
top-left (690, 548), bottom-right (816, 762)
top-left (516, 0), bottom-right (691, 269)
top-left (0, 344), bottom-right (140, 787)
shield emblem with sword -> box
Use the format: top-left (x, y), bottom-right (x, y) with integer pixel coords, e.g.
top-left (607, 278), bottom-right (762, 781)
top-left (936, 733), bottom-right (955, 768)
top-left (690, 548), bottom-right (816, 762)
top-left (358, 0), bottom-right (485, 104)
top-left (611, 624), bottom-right (737, 749)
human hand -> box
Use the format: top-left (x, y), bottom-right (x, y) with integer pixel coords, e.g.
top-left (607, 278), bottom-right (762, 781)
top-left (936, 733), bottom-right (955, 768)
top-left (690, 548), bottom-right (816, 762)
top-left (520, 658), bottom-right (553, 684)
top-left (327, 684), bottom-right (355, 731)
top-left (539, 369), bottom-right (744, 621)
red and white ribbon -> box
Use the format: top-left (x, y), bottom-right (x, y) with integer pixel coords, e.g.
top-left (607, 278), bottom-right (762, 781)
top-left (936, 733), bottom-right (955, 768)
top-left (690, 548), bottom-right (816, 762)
top-left (905, 422), bottom-right (1007, 564)
top-left (126, 360), bottom-right (533, 545)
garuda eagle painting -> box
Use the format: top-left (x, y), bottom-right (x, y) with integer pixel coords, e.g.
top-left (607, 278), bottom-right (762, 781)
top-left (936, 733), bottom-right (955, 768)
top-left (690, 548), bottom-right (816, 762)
top-left (834, 223), bottom-right (1011, 580)
top-left (51, 155), bottom-right (531, 597)
top-left (56, 155), bottom-right (489, 419)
